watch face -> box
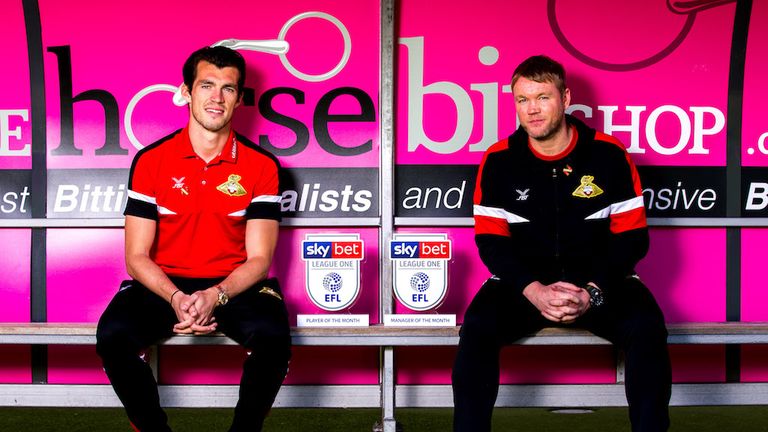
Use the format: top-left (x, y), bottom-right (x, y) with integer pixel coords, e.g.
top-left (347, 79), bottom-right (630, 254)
top-left (588, 287), bottom-right (604, 307)
top-left (218, 291), bottom-right (229, 306)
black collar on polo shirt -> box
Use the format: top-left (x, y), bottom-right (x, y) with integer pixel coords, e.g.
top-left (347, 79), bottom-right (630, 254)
top-left (173, 126), bottom-right (239, 165)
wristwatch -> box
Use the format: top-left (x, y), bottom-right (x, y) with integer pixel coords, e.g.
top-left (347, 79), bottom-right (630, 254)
top-left (584, 284), bottom-right (604, 308)
top-left (215, 285), bottom-right (229, 306)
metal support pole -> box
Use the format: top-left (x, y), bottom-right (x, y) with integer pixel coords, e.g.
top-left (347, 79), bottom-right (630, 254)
top-left (381, 346), bottom-right (397, 432)
top-left (377, 0), bottom-right (397, 430)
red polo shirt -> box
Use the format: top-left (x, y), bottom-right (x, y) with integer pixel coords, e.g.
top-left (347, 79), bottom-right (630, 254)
top-left (124, 127), bottom-right (282, 278)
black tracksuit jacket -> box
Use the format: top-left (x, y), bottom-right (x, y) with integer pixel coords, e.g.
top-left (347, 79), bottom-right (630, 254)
top-left (473, 115), bottom-right (649, 293)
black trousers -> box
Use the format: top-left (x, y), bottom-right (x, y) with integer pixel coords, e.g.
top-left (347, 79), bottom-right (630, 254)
top-left (96, 277), bottom-right (291, 432)
top-left (452, 276), bottom-right (671, 432)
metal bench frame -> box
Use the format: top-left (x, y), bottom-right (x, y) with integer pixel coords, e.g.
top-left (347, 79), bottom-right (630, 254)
top-left (3, 3), bottom-right (768, 432)
top-left (2, 322), bottom-right (768, 431)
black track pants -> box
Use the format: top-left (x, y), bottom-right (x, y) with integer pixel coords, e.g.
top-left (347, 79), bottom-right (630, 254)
top-left (452, 276), bottom-right (671, 432)
top-left (96, 277), bottom-right (291, 432)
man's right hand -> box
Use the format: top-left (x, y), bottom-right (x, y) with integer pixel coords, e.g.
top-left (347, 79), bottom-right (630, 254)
top-left (170, 291), bottom-right (218, 335)
top-left (522, 281), bottom-right (590, 323)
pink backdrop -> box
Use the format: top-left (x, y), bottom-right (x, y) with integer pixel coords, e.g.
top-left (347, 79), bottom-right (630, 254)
top-left (740, 229), bottom-right (768, 381)
top-left (0, 1), bottom-right (31, 169)
top-left (40, 0), bottom-right (379, 170)
top-left (0, 230), bottom-right (31, 383)
top-left (396, 0), bottom-right (734, 167)
top-left (43, 227), bottom-right (381, 385)
top-left (739, 1), bottom-right (768, 382)
top-left (742, 0), bottom-right (768, 167)
top-left (1, 0), bottom-right (766, 389)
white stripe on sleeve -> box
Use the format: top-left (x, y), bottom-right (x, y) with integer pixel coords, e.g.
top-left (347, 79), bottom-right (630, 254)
top-left (585, 196), bottom-right (644, 220)
top-left (474, 204), bottom-right (529, 223)
top-left (251, 195), bottom-right (282, 203)
top-left (128, 190), bottom-right (157, 204)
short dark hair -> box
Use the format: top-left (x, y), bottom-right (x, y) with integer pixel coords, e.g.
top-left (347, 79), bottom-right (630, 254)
top-left (511, 55), bottom-right (567, 96)
top-left (182, 46), bottom-right (246, 95)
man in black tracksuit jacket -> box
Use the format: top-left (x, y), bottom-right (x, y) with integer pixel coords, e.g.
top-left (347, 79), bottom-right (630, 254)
top-left (452, 55), bottom-right (671, 432)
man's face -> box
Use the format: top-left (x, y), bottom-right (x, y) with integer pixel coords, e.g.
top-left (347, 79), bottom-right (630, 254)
top-left (183, 60), bottom-right (242, 133)
top-left (512, 76), bottom-right (570, 142)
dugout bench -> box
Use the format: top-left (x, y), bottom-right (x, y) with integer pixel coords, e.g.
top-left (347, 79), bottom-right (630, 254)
top-left (1, 322), bottom-right (768, 432)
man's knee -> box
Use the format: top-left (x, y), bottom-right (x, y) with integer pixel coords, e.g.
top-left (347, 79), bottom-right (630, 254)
top-left (616, 279), bottom-right (668, 344)
top-left (96, 317), bottom-right (137, 359)
top-left (240, 320), bottom-right (292, 360)
top-left (623, 312), bottom-right (669, 349)
top-left (459, 313), bottom-right (496, 344)
top-left (461, 279), bottom-right (505, 330)
top-left (243, 334), bottom-right (292, 374)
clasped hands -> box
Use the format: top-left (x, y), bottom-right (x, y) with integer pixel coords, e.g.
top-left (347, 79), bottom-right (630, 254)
top-left (169, 287), bottom-right (221, 335)
top-left (523, 281), bottom-right (591, 324)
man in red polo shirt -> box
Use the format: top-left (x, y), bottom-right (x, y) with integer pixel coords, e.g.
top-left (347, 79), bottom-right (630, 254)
top-left (96, 46), bottom-right (290, 432)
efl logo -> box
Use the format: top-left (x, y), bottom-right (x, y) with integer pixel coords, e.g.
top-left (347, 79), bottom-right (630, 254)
top-left (302, 241), bottom-right (364, 260)
top-left (391, 234), bottom-right (451, 311)
top-left (303, 234), bottom-right (363, 312)
top-left (390, 241), bottom-right (451, 260)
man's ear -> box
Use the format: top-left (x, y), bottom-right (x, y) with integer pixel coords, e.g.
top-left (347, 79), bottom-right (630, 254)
top-left (180, 84), bottom-right (192, 103)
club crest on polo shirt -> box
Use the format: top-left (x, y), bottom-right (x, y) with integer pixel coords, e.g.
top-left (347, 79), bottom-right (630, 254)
top-left (217, 174), bottom-right (247, 197)
top-left (572, 175), bottom-right (604, 198)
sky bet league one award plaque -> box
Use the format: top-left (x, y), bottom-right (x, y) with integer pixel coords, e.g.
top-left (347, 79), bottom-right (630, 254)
top-left (297, 233), bottom-right (369, 327)
top-left (384, 233), bottom-right (455, 326)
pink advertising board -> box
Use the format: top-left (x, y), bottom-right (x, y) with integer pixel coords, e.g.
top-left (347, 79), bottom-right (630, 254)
top-left (23, 0), bottom-right (382, 385)
top-left (393, 227), bottom-right (490, 316)
top-left (393, 0), bottom-right (749, 386)
top-left (0, 1), bottom-right (31, 170)
top-left (742, 0), bottom-right (768, 168)
top-left (32, 0), bottom-right (379, 220)
top-left (742, 229), bottom-right (768, 322)
top-left (741, 3), bottom-right (768, 382)
top-left (740, 7), bottom-right (768, 384)
top-left (0, 230), bottom-right (31, 383)
top-left (397, 345), bottom-right (617, 385)
top-left (392, 227), bottom-right (728, 384)
top-left (46, 229), bottom-right (127, 322)
top-left (394, 227), bottom-right (727, 322)
top-left (45, 226), bottom-right (380, 385)
top-left (395, 0), bottom-right (740, 222)
top-left (637, 228), bottom-right (726, 323)
top-left (45, 227), bottom-right (381, 322)
top-left (160, 346), bottom-right (379, 385)
top-left (0, 230), bottom-right (31, 322)
top-left (740, 228), bottom-right (768, 381)
top-left (2, 0), bottom-right (768, 390)
top-left (40, 0), bottom-right (379, 170)
top-left (396, 0), bottom-right (733, 168)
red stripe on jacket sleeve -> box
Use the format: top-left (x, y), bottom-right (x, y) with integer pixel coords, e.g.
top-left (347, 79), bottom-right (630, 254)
top-left (610, 206), bottom-right (647, 234)
top-left (628, 156), bottom-right (643, 196)
top-left (596, 131), bottom-right (644, 196)
top-left (474, 139), bottom-right (510, 205)
top-left (474, 214), bottom-right (510, 237)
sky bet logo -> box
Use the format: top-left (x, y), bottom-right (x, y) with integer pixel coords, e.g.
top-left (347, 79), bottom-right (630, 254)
top-left (390, 241), bottom-right (451, 260)
top-left (303, 234), bottom-right (363, 311)
top-left (302, 241), bottom-right (364, 260)
top-left (391, 234), bottom-right (450, 311)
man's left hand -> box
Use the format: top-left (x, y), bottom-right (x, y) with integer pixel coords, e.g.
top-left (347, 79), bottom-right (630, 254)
top-left (190, 287), bottom-right (220, 327)
top-left (550, 281), bottom-right (591, 323)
